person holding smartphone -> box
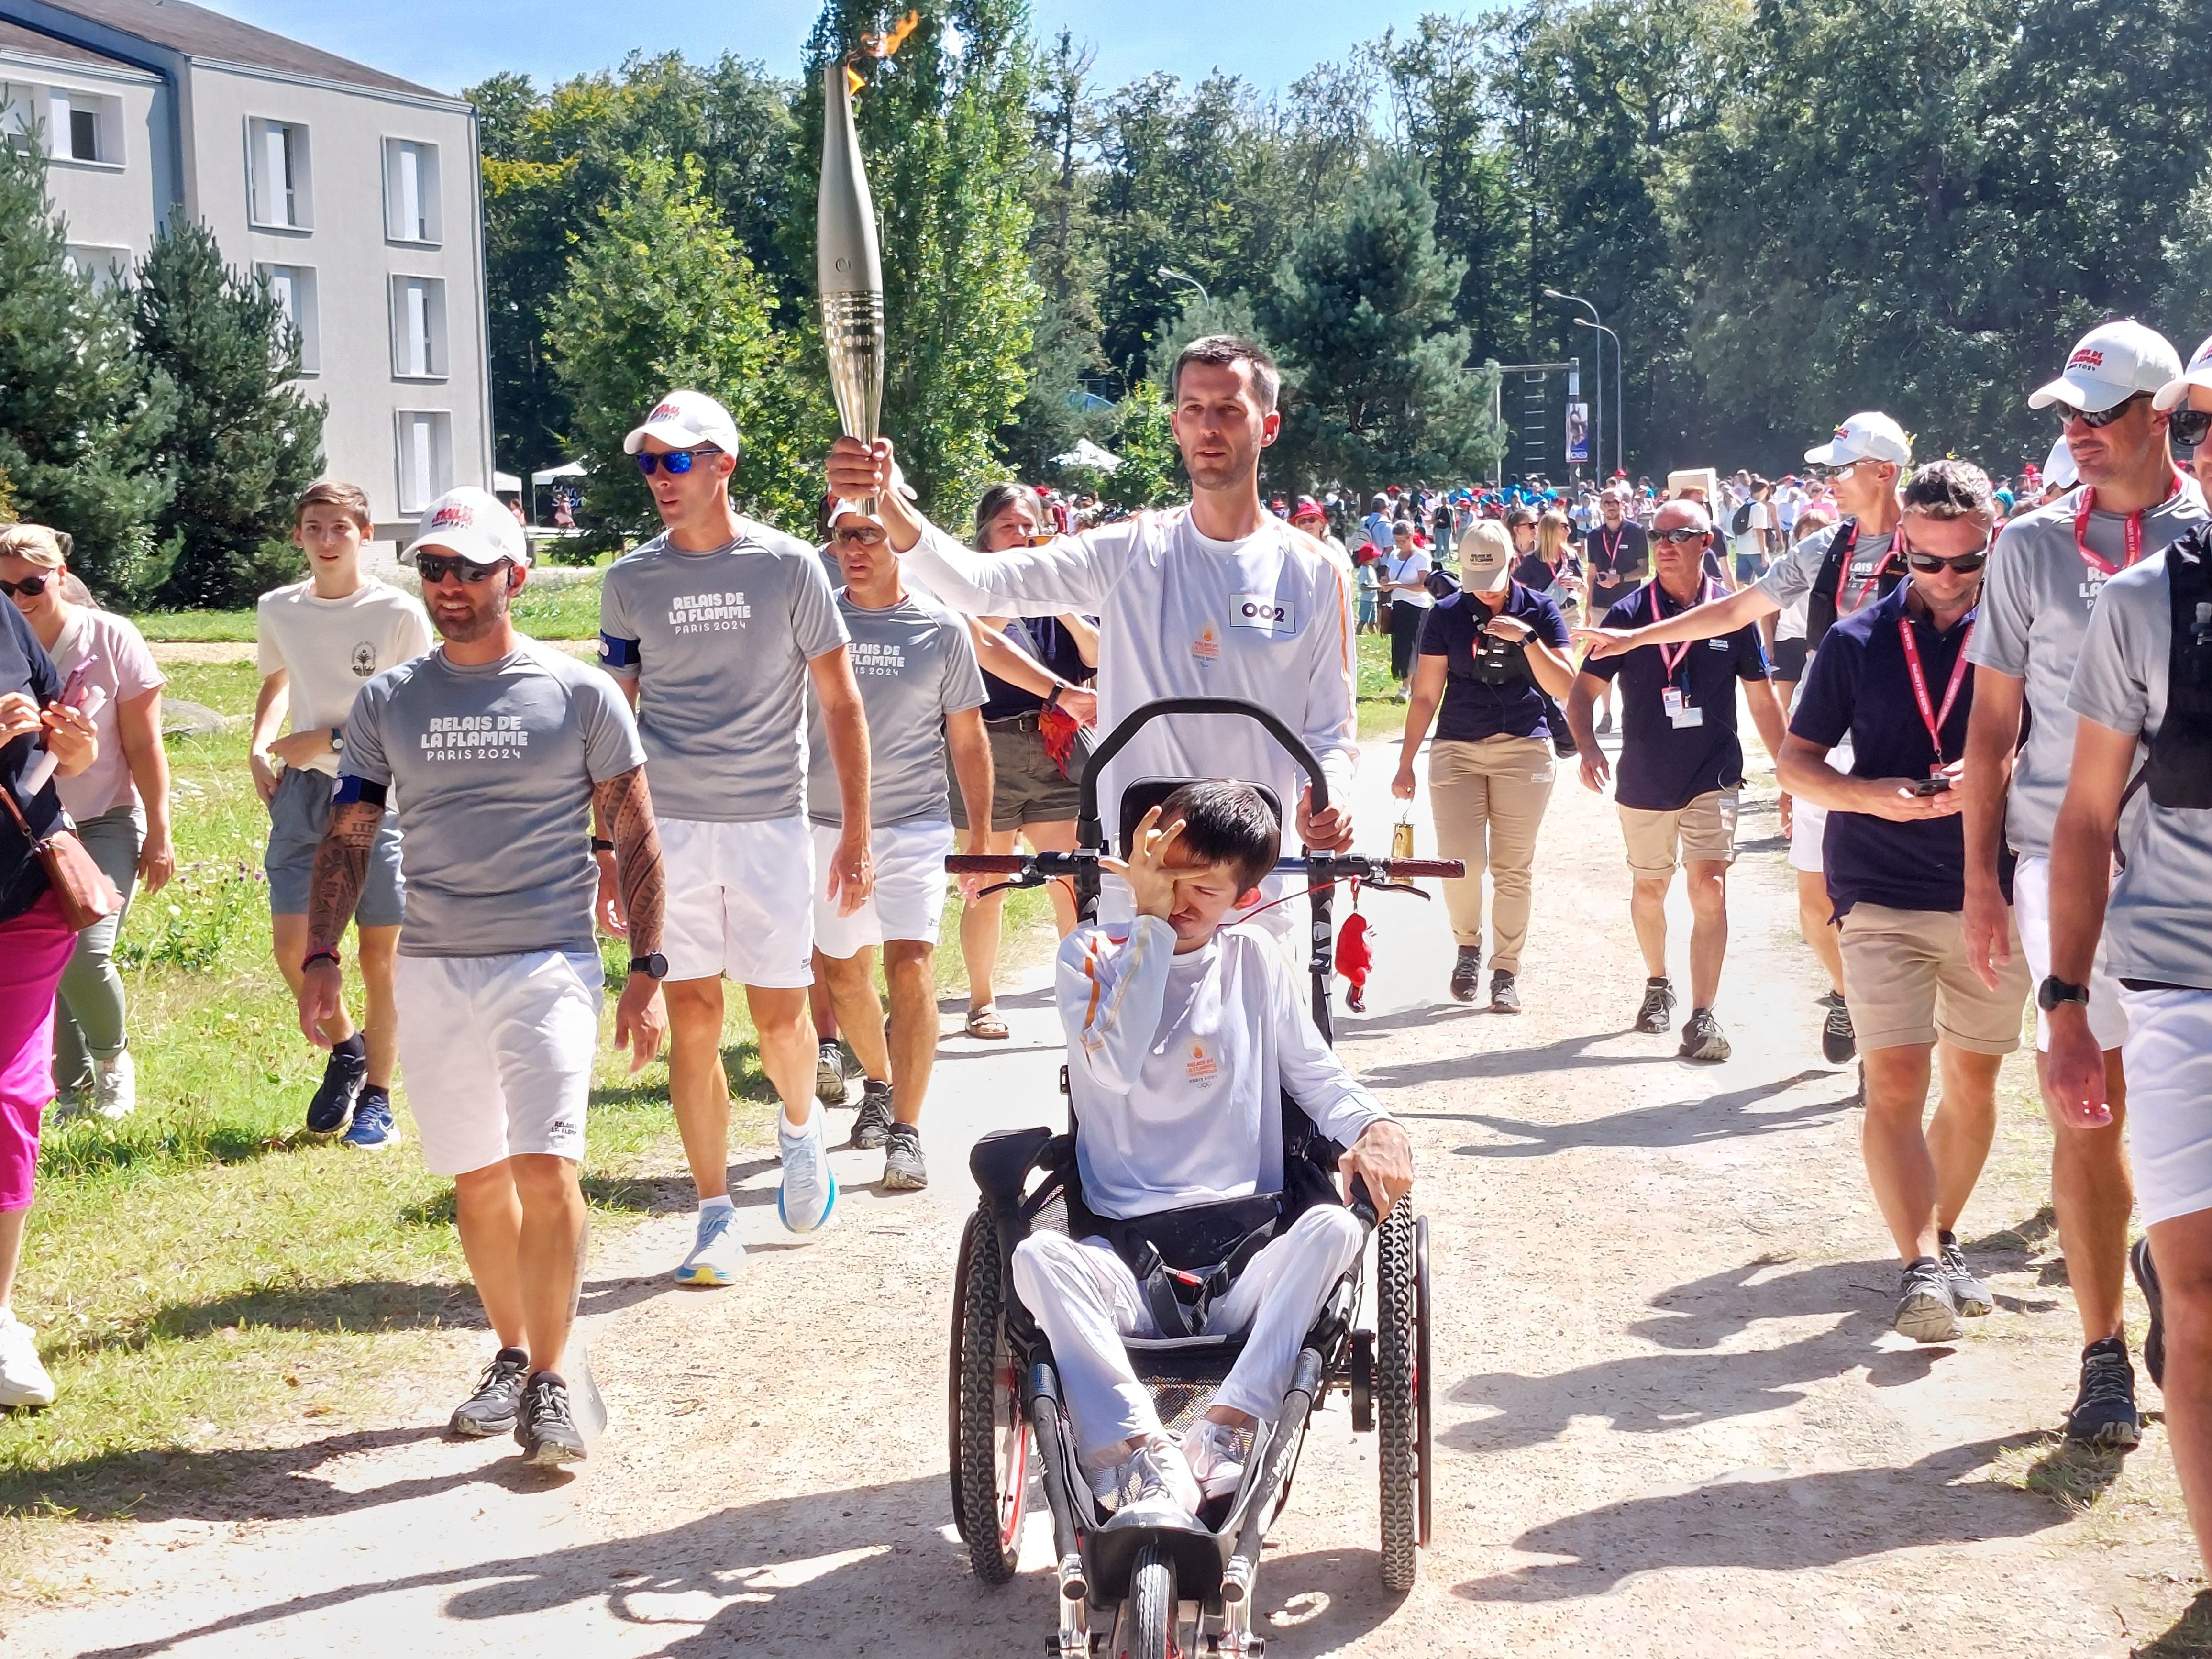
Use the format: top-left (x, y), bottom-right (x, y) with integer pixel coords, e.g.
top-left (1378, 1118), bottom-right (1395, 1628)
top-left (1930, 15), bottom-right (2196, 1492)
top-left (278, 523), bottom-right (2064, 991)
top-left (1775, 461), bottom-right (2028, 1345)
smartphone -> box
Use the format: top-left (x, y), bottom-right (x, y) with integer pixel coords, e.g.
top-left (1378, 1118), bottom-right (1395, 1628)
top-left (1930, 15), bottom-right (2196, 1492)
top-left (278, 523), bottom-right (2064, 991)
top-left (1913, 775), bottom-right (1953, 796)
top-left (58, 661), bottom-right (90, 707)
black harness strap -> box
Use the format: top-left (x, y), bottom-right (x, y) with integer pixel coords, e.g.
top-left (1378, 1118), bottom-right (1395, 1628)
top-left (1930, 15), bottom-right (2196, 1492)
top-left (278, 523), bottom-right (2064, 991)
top-left (2117, 530), bottom-right (2212, 865)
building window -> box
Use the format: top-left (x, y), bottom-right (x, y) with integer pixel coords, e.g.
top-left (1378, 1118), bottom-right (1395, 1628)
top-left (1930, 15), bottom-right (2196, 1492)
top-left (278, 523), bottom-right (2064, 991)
top-left (395, 410), bottom-right (453, 513)
top-left (246, 117), bottom-right (311, 229)
top-left (382, 138), bottom-right (441, 244)
top-left (389, 275), bottom-right (447, 379)
top-left (256, 263), bottom-right (320, 375)
top-left (25, 87), bottom-right (121, 165)
top-left (64, 244), bottom-right (130, 291)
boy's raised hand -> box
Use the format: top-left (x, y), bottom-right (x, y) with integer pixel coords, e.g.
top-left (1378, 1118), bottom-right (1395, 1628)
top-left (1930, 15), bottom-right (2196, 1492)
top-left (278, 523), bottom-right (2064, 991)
top-left (1100, 805), bottom-right (1186, 921)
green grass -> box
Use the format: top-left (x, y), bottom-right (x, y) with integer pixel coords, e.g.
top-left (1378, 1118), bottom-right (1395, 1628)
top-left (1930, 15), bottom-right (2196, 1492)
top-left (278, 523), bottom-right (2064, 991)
top-left (1356, 630), bottom-right (1406, 741)
top-left (130, 610), bottom-right (260, 644)
top-left (129, 571), bottom-right (608, 646)
top-left (0, 653), bottom-right (1051, 1565)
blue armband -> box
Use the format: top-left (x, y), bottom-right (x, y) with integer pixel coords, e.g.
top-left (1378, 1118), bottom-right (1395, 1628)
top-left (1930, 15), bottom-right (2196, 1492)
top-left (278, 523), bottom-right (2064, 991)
top-left (598, 633), bottom-right (641, 668)
top-left (331, 774), bottom-right (387, 808)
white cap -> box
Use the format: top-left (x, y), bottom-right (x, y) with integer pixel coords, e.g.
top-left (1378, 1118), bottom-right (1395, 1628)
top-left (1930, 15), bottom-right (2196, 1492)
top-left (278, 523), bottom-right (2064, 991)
top-left (1804, 411), bottom-right (1911, 467)
top-left (2028, 320), bottom-right (2182, 415)
top-left (401, 486), bottom-right (531, 568)
top-left (2153, 333), bottom-right (2212, 413)
top-left (622, 389), bottom-right (741, 456)
top-left (2042, 436), bottom-right (2079, 492)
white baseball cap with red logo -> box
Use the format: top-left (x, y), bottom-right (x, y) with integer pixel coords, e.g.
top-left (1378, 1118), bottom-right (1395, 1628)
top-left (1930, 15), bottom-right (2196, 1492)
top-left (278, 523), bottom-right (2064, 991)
top-left (1803, 410), bottom-right (1911, 467)
top-left (2028, 320), bottom-right (2183, 415)
top-left (623, 389), bottom-right (741, 457)
top-left (402, 486), bottom-right (531, 568)
top-left (2152, 333), bottom-right (2212, 413)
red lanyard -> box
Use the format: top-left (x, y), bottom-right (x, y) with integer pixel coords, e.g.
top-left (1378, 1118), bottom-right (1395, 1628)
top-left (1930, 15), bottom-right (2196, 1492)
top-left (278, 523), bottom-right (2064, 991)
top-left (1593, 524), bottom-right (1626, 569)
top-left (1898, 612), bottom-right (1975, 770)
top-left (1832, 520), bottom-right (1897, 615)
top-left (2073, 466), bottom-right (2188, 575)
top-left (1648, 577), bottom-right (1715, 681)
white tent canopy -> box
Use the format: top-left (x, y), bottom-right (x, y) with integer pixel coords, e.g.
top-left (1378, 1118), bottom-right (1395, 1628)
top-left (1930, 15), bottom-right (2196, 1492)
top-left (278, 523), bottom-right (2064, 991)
top-left (492, 470), bottom-right (522, 493)
top-left (531, 461), bottom-right (588, 485)
top-left (1050, 438), bottom-right (1123, 474)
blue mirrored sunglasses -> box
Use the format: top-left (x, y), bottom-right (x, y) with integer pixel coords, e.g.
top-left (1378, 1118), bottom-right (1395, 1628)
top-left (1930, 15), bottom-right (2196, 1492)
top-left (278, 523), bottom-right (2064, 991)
top-left (635, 447), bottom-right (720, 476)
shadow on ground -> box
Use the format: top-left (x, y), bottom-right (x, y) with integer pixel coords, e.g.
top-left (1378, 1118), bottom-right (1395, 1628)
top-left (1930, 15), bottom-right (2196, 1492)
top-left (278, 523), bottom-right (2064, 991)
top-left (1406, 1065), bottom-right (1851, 1154)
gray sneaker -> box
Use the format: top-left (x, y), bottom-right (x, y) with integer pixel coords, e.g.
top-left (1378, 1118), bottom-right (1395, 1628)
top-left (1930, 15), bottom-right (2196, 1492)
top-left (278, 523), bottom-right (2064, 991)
top-left (849, 1080), bottom-right (893, 1149)
top-left (1679, 1007), bottom-right (1731, 1062)
top-left (1894, 1259), bottom-right (1962, 1343)
top-left (1635, 977), bottom-right (1677, 1034)
top-left (814, 1040), bottom-right (850, 1106)
top-left (451, 1347), bottom-right (531, 1436)
top-left (1489, 971), bottom-right (1521, 1014)
top-left (882, 1121), bottom-right (927, 1190)
top-left (1938, 1232), bottom-right (1994, 1317)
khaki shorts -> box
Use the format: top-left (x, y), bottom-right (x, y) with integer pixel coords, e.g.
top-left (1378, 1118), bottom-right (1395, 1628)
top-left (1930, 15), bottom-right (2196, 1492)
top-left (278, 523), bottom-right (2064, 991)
top-left (951, 714), bottom-right (1080, 831)
top-left (1837, 903), bottom-right (2031, 1056)
top-left (1618, 789), bottom-right (1738, 880)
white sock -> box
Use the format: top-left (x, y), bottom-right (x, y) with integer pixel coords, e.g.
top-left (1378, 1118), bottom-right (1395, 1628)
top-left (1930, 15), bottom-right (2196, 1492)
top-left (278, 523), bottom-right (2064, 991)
top-left (782, 1101), bottom-right (815, 1133)
top-left (698, 1194), bottom-right (734, 1215)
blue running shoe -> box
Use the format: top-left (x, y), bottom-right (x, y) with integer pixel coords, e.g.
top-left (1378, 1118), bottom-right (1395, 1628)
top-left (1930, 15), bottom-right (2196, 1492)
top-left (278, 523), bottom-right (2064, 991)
top-left (342, 1088), bottom-right (396, 1150)
top-left (675, 1205), bottom-right (740, 1285)
top-left (777, 1106), bottom-right (837, 1235)
top-left (306, 1042), bottom-right (367, 1135)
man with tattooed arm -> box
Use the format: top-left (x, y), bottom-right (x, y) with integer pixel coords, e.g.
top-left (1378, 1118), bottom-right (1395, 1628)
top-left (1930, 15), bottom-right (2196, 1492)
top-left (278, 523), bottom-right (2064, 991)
top-left (294, 487), bottom-right (666, 1467)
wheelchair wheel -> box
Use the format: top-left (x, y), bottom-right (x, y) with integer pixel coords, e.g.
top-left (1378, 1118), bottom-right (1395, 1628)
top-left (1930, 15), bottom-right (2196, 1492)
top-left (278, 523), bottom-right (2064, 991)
top-left (950, 1204), bottom-right (1028, 1583)
top-left (1416, 1213), bottom-right (1434, 1549)
top-left (1128, 1540), bottom-right (1176, 1659)
top-left (1376, 1201), bottom-right (1420, 1592)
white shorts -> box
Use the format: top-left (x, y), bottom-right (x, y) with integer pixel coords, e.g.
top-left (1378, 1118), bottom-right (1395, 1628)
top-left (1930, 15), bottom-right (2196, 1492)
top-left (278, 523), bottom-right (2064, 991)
top-left (2013, 853), bottom-right (2129, 1051)
top-left (660, 813), bottom-right (816, 987)
top-left (2120, 987), bottom-right (2212, 1226)
top-left (811, 819), bottom-right (954, 956)
top-left (394, 950), bottom-right (603, 1176)
top-left (1787, 741), bottom-right (1847, 874)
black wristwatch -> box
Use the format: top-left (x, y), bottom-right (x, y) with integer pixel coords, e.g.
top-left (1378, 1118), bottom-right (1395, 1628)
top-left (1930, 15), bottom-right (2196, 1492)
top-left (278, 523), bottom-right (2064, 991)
top-left (590, 836), bottom-right (615, 853)
top-left (628, 952), bottom-right (667, 981)
top-left (2036, 975), bottom-right (2091, 1013)
top-left (328, 727), bottom-right (344, 754)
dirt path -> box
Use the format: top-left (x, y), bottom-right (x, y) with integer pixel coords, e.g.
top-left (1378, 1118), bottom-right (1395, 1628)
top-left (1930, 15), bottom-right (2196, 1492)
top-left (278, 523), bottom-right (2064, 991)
top-left (11, 730), bottom-right (2202, 1657)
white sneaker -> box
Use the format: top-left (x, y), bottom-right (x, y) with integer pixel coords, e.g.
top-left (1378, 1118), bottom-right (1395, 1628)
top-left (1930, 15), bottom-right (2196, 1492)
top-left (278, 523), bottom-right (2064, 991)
top-left (0, 1310), bottom-right (55, 1409)
top-left (674, 1205), bottom-right (740, 1286)
top-left (776, 1106), bottom-right (838, 1235)
top-left (93, 1049), bottom-right (135, 1120)
top-left (1094, 1434), bottom-right (1201, 1516)
top-left (1180, 1418), bottom-right (1254, 1499)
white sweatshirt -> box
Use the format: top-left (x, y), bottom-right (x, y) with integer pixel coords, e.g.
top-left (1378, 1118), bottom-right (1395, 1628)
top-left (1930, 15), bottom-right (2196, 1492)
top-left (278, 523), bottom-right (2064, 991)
top-left (1057, 916), bottom-right (1388, 1220)
top-left (904, 509), bottom-right (1359, 841)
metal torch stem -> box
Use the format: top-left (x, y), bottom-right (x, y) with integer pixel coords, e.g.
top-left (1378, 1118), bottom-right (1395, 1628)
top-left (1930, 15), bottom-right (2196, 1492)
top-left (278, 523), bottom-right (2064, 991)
top-left (821, 289), bottom-right (886, 517)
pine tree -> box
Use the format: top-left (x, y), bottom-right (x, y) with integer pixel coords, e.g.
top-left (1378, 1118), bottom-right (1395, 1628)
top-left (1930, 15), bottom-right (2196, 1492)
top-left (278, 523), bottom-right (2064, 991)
top-left (1261, 156), bottom-right (1503, 498)
top-left (0, 144), bottom-right (176, 604)
top-left (133, 220), bottom-right (327, 609)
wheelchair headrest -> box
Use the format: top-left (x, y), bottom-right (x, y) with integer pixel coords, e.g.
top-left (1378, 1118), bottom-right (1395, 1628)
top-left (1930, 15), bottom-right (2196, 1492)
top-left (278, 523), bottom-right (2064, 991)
top-left (1115, 778), bottom-right (1283, 859)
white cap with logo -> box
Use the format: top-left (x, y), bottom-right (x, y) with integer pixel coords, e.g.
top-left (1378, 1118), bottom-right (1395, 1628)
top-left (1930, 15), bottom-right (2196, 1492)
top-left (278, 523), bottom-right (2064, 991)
top-left (623, 389), bottom-right (741, 456)
top-left (2152, 333), bottom-right (2212, 414)
top-left (1803, 411), bottom-right (1911, 467)
top-left (2028, 320), bottom-right (2183, 415)
top-left (402, 486), bottom-right (531, 568)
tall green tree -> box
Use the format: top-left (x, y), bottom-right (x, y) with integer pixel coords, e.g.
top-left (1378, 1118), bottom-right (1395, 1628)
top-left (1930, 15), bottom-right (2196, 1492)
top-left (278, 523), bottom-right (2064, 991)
top-left (1261, 157), bottom-right (1504, 498)
top-left (785, 0), bottom-right (1041, 519)
top-left (0, 145), bottom-right (175, 603)
top-left (133, 220), bottom-right (325, 609)
top-left (547, 154), bottom-right (827, 551)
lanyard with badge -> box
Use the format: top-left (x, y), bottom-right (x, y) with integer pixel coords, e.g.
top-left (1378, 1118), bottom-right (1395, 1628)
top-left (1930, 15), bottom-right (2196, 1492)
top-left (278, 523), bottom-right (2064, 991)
top-left (2073, 465), bottom-right (2189, 576)
top-left (1649, 577), bottom-right (1716, 728)
top-left (1829, 520), bottom-right (1898, 616)
top-left (1898, 611), bottom-right (1976, 774)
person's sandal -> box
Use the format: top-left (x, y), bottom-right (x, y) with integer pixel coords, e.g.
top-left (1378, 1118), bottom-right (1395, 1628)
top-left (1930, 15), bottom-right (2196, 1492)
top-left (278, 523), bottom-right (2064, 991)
top-left (965, 1005), bottom-right (1010, 1041)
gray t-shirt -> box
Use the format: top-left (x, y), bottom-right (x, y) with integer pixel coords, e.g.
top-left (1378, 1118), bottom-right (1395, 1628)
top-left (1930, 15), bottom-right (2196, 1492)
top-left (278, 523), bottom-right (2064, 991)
top-left (1755, 520), bottom-right (1896, 616)
top-left (598, 521), bottom-right (850, 824)
top-left (807, 590), bottom-right (985, 828)
top-left (344, 643), bottom-right (646, 958)
top-left (2064, 544), bottom-right (2212, 987)
top-left (1969, 486), bottom-right (2209, 857)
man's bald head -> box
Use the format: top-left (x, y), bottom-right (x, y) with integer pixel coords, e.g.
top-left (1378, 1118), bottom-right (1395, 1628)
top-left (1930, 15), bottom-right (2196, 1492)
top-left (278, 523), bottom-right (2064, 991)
top-left (1651, 498), bottom-right (1712, 536)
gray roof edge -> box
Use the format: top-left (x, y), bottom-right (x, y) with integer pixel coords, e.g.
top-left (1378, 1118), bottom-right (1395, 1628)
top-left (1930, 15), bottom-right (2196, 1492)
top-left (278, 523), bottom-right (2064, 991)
top-left (184, 52), bottom-right (472, 114)
top-left (0, 21), bottom-right (159, 78)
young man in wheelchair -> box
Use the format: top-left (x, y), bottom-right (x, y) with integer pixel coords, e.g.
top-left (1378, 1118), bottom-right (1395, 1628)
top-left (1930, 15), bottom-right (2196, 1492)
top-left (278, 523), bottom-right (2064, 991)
top-left (1013, 780), bottom-right (1415, 1517)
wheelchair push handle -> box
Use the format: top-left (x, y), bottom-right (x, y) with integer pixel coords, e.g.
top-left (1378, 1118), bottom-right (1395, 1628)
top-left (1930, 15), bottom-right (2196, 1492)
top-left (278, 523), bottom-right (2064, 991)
top-left (1347, 1174), bottom-right (1381, 1231)
top-left (1076, 697), bottom-right (1331, 842)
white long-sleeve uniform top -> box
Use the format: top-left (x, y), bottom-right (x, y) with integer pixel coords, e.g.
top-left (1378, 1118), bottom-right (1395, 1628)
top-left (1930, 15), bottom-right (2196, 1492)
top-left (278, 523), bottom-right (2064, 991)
top-left (905, 509), bottom-right (1359, 847)
top-left (1057, 916), bottom-right (1389, 1221)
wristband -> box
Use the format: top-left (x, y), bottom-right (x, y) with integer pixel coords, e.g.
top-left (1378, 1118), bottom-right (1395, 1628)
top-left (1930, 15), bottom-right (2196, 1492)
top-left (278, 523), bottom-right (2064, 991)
top-left (302, 948), bottom-right (341, 973)
top-left (1045, 684), bottom-right (1063, 711)
top-left (590, 837), bottom-right (615, 853)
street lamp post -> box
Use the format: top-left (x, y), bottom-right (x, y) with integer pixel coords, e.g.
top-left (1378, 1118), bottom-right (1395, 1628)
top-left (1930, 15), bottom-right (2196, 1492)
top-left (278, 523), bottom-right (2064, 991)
top-left (1543, 287), bottom-right (1605, 481)
top-left (1574, 317), bottom-right (1626, 482)
top-left (1157, 265), bottom-right (1210, 304)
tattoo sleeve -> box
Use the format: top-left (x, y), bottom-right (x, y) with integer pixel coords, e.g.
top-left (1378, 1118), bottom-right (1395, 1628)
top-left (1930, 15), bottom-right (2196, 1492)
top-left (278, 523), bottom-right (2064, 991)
top-left (594, 765), bottom-right (664, 958)
top-left (307, 802), bottom-right (385, 955)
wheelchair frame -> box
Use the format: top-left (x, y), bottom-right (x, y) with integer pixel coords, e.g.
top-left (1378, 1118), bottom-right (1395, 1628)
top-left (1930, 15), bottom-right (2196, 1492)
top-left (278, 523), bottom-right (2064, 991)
top-left (944, 697), bottom-right (1443, 1658)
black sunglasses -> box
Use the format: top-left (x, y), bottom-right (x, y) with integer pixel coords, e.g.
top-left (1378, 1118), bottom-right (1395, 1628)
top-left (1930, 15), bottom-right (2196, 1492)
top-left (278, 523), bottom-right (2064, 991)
top-left (0, 574), bottom-right (50, 598)
top-left (830, 524), bottom-right (886, 547)
top-left (2062, 392), bottom-right (2148, 431)
top-left (634, 447), bottom-right (720, 476)
top-left (2170, 408), bottom-right (2212, 450)
top-left (416, 553), bottom-right (511, 584)
top-left (1906, 549), bottom-right (1989, 575)
top-left (1652, 527), bottom-right (1708, 545)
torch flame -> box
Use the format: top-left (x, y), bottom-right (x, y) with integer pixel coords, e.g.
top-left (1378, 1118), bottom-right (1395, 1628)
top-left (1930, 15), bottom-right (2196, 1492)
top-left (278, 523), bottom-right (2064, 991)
top-left (862, 10), bottom-right (921, 58)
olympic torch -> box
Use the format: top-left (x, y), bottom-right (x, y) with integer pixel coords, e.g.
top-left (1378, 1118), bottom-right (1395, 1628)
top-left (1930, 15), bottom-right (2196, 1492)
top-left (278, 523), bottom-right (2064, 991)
top-left (818, 57), bottom-right (886, 517)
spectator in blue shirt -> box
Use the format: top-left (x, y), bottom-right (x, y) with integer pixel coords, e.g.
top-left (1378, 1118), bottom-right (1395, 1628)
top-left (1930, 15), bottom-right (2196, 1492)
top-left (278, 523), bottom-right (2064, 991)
top-left (1567, 498), bottom-right (1786, 1062)
top-left (1777, 460), bottom-right (2029, 1347)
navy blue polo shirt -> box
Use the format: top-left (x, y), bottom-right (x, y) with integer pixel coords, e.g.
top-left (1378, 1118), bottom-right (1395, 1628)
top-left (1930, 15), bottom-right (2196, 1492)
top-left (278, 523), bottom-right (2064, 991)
top-left (1419, 584), bottom-right (1570, 743)
top-left (1587, 579), bottom-right (1771, 811)
top-left (1789, 582), bottom-right (1978, 918)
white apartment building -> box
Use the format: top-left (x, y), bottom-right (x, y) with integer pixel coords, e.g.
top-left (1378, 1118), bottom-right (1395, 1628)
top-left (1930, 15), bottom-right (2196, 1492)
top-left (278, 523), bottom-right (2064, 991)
top-left (0, 0), bottom-right (489, 542)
